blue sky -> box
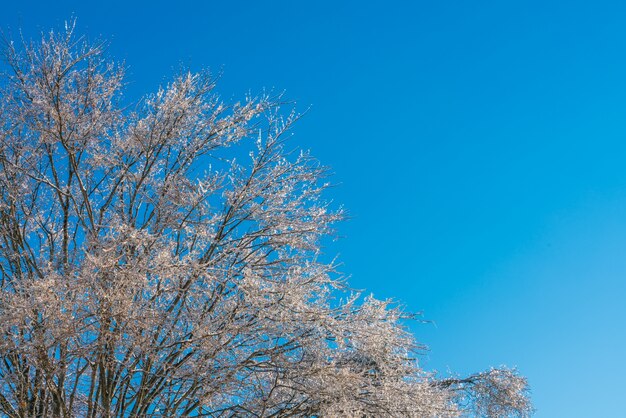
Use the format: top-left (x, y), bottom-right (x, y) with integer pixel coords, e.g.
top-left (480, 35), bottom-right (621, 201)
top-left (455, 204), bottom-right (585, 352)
top-left (3, 1), bottom-right (626, 416)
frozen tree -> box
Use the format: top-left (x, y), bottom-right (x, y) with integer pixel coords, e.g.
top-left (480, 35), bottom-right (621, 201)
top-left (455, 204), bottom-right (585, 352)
top-left (0, 24), bottom-right (532, 417)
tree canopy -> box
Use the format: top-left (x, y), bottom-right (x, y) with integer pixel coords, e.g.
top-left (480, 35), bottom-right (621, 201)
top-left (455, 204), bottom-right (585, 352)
top-left (0, 24), bottom-right (531, 417)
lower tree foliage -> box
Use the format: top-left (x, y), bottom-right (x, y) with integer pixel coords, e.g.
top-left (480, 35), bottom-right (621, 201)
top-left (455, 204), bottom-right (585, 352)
top-left (0, 24), bottom-right (532, 417)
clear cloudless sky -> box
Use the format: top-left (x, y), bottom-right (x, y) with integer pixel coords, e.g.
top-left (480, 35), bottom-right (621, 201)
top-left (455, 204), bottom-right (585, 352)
top-left (2, 1), bottom-right (626, 416)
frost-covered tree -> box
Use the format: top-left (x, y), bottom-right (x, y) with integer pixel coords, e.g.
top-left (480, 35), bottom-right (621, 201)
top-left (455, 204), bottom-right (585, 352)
top-left (0, 24), bottom-right (532, 417)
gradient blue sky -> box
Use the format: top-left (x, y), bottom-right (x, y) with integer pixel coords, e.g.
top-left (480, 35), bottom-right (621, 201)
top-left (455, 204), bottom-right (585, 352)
top-left (3, 1), bottom-right (626, 416)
